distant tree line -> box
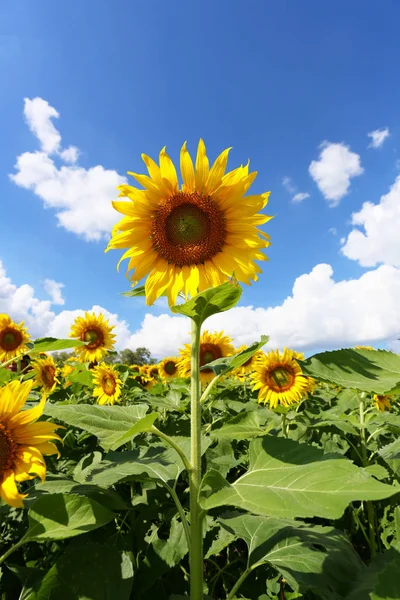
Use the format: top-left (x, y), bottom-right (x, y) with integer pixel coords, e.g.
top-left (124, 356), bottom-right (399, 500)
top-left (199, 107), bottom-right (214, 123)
top-left (52, 347), bottom-right (155, 367)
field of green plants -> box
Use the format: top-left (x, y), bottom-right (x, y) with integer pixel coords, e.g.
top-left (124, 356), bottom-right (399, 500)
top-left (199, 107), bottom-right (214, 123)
top-left (0, 282), bottom-right (399, 600)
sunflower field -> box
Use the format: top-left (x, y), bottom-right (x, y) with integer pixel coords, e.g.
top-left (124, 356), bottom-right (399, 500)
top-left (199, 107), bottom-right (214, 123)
top-left (0, 142), bottom-right (400, 600)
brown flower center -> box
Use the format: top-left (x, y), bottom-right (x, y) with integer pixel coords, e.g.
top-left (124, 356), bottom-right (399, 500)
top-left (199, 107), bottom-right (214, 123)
top-left (266, 365), bottom-right (295, 392)
top-left (151, 192), bottom-right (226, 267)
top-left (149, 366), bottom-right (159, 378)
top-left (0, 424), bottom-right (16, 474)
top-left (83, 327), bottom-right (105, 349)
top-left (42, 365), bottom-right (56, 388)
top-left (0, 328), bottom-right (23, 352)
top-left (164, 361), bottom-right (177, 375)
top-left (102, 375), bottom-right (116, 396)
top-left (200, 343), bottom-right (222, 374)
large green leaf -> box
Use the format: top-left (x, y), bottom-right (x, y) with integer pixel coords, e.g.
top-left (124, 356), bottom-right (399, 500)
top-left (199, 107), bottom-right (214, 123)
top-left (347, 545), bottom-right (400, 600)
top-left (220, 512), bottom-right (362, 598)
top-left (300, 349), bottom-right (400, 394)
top-left (171, 281), bottom-right (242, 325)
top-left (211, 411), bottom-right (269, 440)
top-left (200, 437), bottom-right (397, 519)
top-left (44, 403), bottom-right (158, 451)
top-left (378, 438), bottom-right (400, 476)
top-left (31, 477), bottom-right (128, 511)
top-left (32, 337), bottom-right (85, 353)
top-left (201, 336), bottom-right (269, 377)
top-left (22, 494), bottom-right (114, 542)
top-left (22, 543), bottom-right (133, 600)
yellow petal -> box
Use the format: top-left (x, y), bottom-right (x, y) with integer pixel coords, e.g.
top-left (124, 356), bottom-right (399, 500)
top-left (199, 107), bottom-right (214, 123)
top-left (195, 139), bottom-right (209, 192)
top-left (0, 381), bottom-right (33, 422)
top-left (0, 470), bottom-right (26, 508)
top-left (8, 395), bottom-right (46, 427)
top-left (159, 147), bottom-right (178, 190)
top-left (180, 142), bottom-right (195, 193)
top-left (206, 147), bottom-right (231, 194)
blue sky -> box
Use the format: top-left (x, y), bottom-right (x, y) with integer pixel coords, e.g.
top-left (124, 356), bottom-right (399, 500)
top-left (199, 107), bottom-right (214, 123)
top-left (1, 0), bottom-right (399, 357)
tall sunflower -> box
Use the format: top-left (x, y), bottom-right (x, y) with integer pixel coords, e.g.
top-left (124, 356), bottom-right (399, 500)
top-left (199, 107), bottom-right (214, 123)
top-left (92, 363), bottom-right (122, 406)
top-left (0, 380), bottom-right (62, 507)
top-left (159, 356), bottom-right (179, 381)
top-left (251, 348), bottom-right (312, 409)
top-left (69, 312), bottom-right (116, 363)
top-left (31, 355), bottom-right (60, 393)
top-left (0, 315), bottom-right (31, 363)
top-left (106, 140), bottom-right (272, 305)
top-left (373, 394), bottom-right (392, 412)
top-left (178, 330), bottom-right (235, 385)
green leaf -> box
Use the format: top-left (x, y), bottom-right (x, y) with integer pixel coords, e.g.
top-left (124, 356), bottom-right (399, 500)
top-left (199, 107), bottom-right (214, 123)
top-left (21, 543), bottom-right (133, 600)
top-left (44, 403), bottom-right (158, 451)
top-left (200, 436), bottom-right (397, 519)
top-left (206, 439), bottom-right (239, 477)
top-left (121, 284), bottom-right (169, 299)
top-left (0, 367), bottom-right (12, 383)
top-left (300, 348), bottom-right (400, 394)
top-left (31, 477), bottom-right (128, 511)
top-left (347, 545), bottom-right (400, 600)
top-left (378, 438), bottom-right (400, 476)
top-left (22, 494), bottom-right (114, 542)
top-left (32, 337), bottom-right (85, 353)
top-left (309, 419), bottom-right (359, 436)
top-left (171, 281), bottom-right (242, 325)
top-left (220, 512), bottom-right (362, 598)
top-left (201, 336), bottom-right (269, 376)
top-left (211, 411), bottom-right (268, 440)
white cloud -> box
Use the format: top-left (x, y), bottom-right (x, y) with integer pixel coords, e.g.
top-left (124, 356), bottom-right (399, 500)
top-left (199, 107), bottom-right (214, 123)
top-left (341, 175), bottom-right (400, 268)
top-left (10, 98), bottom-right (127, 241)
top-left (282, 176), bottom-right (296, 194)
top-left (309, 142), bottom-right (364, 206)
top-left (368, 127), bottom-right (390, 149)
top-left (292, 192), bottom-right (310, 203)
top-left (329, 227), bottom-right (337, 236)
top-left (43, 279), bottom-right (65, 305)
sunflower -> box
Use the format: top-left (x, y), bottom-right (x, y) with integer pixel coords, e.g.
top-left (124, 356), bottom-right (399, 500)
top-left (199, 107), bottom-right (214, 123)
top-left (0, 380), bottom-right (62, 507)
top-left (159, 357), bottom-right (180, 381)
top-left (106, 140), bottom-right (272, 305)
top-left (355, 345), bottom-right (375, 351)
top-left (69, 312), bottom-right (116, 363)
top-left (0, 315), bottom-right (31, 363)
top-left (232, 346), bottom-right (265, 380)
top-left (251, 348), bottom-right (311, 409)
top-left (30, 355), bottom-right (60, 393)
top-left (178, 330), bottom-right (235, 385)
top-left (92, 364), bottom-right (122, 406)
top-left (373, 394), bottom-right (392, 412)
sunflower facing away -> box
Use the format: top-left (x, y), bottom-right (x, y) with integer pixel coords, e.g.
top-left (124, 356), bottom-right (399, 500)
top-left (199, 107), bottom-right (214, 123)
top-left (92, 363), bottom-right (122, 406)
top-left (233, 345), bottom-right (266, 379)
top-left (69, 312), bottom-right (116, 363)
top-left (373, 394), bottom-right (392, 412)
top-left (0, 380), bottom-right (62, 507)
top-left (0, 314), bottom-right (31, 363)
top-left (178, 330), bottom-right (235, 385)
top-left (31, 355), bottom-right (60, 393)
top-left (251, 348), bottom-right (313, 409)
top-left (159, 357), bottom-right (180, 381)
top-left (106, 140), bottom-right (272, 305)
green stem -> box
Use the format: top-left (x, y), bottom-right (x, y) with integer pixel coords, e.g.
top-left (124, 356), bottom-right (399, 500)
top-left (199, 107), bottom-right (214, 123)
top-left (161, 480), bottom-right (191, 551)
top-left (0, 539), bottom-right (26, 565)
top-left (150, 426), bottom-right (192, 473)
top-left (189, 318), bottom-right (203, 600)
top-left (359, 393), bottom-right (377, 558)
top-left (200, 374), bottom-right (219, 405)
top-left (281, 414), bottom-right (289, 438)
top-left (227, 565), bottom-right (255, 599)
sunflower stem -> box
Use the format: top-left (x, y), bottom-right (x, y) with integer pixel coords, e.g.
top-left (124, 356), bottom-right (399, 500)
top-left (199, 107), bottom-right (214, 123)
top-left (0, 538), bottom-right (25, 565)
top-left (359, 392), bottom-right (376, 558)
top-left (189, 317), bottom-right (204, 600)
top-left (150, 426), bottom-right (193, 473)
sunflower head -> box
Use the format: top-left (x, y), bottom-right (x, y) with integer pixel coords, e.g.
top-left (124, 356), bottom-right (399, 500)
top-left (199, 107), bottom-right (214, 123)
top-left (178, 330), bottom-right (235, 385)
top-left (251, 348), bottom-right (311, 409)
top-left (159, 357), bottom-right (180, 381)
top-left (373, 394), bottom-right (392, 412)
top-left (92, 363), bottom-right (122, 406)
top-left (355, 345), bottom-right (375, 351)
top-left (0, 380), bottom-right (62, 507)
top-left (106, 140), bottom-right (272, 305)
top-left (0, 315), bottom-right (31, 363)
top-left (31, 355), bottom-right (60, 393)
top-left (69, 312), bottom-right (116, 363)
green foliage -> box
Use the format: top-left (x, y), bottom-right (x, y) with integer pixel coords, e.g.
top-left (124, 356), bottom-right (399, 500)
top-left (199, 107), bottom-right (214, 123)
top-left (201, 336), bottom-right (269, 377)
top-left (32, 337), bottom-right (85, 353)
top-left (171, 282), bottom-right (242, 325)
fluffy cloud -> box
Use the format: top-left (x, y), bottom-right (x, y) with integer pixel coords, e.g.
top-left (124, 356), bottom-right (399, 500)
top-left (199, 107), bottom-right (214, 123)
top-left (309, 142), bottom-right (363, 206)
top-left (10, 98), bottom-right (127, 241)
top-left (128, 263), bottom-right (400, 355)
top-left (43, 279), bottom-right (65, 305)
top-left (368, 127), bottom-right (390, 149)
top-left (282, 177), bottom-right (310, 203)
top-left (292, 192), bottom-right (310, 203)
top-left (341, 175), bottom-right (400, 267)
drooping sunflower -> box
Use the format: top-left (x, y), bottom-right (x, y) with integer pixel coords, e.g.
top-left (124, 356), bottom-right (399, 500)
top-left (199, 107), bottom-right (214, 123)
top-left (31, 355), bottom-right (60, 393)
top-left (373, 394), bottom-right (392, 412)
top-left (178, 330), bottom-right (235, 385)
top-left (0, 315), bottom-right (31, 363)
top-left (0, 380), bottom-right (62, 507)
top-left (251, 348), bottom-right (312, 409)
top-left (106, 140), bottom-right (272, 305)
top-left (159, 357), bottom-right (180, 381)
top-left (69, 312), bottom-right (116, 363)
top-left (233, 345), bottom-right (266, 379)
top-left (92, 363), bottom-right (122, 406)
